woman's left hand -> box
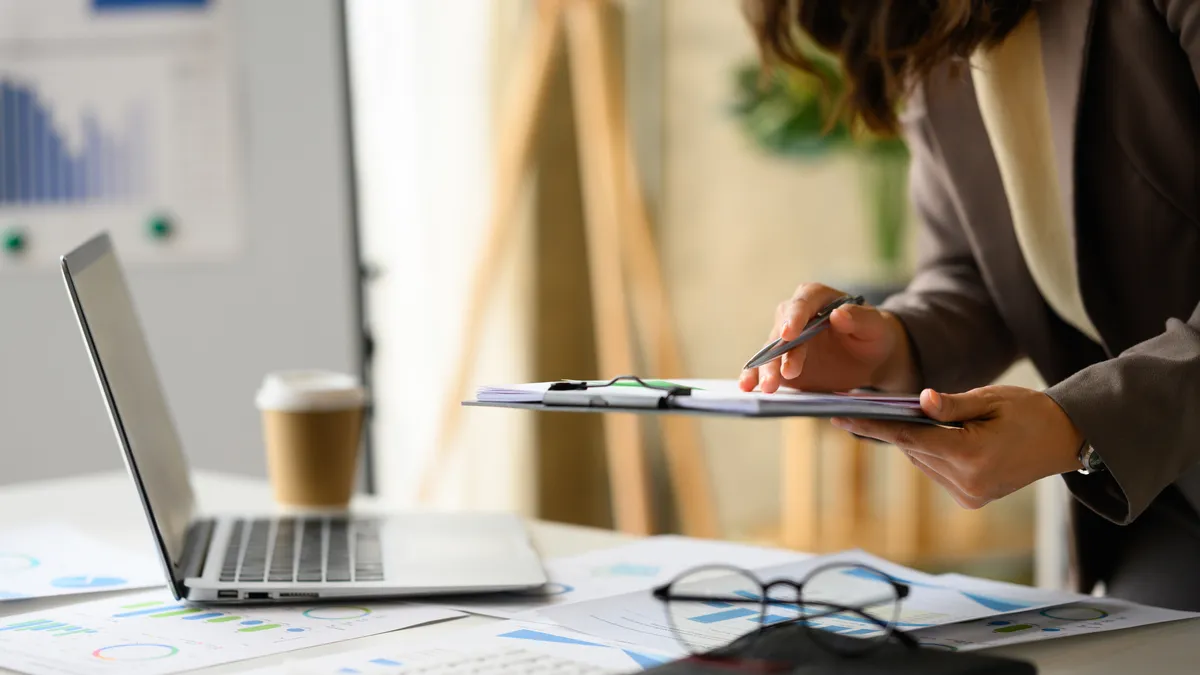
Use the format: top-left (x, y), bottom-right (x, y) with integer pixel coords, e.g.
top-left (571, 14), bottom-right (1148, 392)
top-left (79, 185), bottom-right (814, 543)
top-left (831, 386), bottom-right (1086, 509)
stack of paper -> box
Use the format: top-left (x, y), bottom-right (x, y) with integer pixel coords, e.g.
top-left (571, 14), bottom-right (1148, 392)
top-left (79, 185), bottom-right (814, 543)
top-left (532, 547), bottom-right (1200, 659)
top-left (474, 378), bottom-right (927, 420)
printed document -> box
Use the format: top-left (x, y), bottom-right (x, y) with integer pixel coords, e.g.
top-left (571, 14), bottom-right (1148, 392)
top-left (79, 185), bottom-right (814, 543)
top-left (0, 525), bottom-right (162, 601)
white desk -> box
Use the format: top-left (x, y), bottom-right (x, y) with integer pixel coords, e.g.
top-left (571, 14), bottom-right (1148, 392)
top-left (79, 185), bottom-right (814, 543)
top-left (2, 472), bottom-right (1199, 674)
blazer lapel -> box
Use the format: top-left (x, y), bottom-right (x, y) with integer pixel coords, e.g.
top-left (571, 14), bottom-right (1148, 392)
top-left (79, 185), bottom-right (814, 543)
top-left (1037, 0), bottom-right (1098, 245)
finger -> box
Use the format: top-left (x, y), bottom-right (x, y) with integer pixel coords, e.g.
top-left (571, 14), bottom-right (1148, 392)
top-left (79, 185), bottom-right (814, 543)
top-left (827, 304), bottom-right (889, 343)
top-left (780, 344), bottom-right (808, 381)
top-left (739, 367), bottom-right (759, 392)
top-left (903, 451), bottom-right (984, 509)
top-left (779, 284), bottom-right (845, 341)
top-left (831, 417), bottom-right (962, 455)
top-left (760, 357), bottom-right (783, 393)
top-left (921, 388), bottom-right (999, 423)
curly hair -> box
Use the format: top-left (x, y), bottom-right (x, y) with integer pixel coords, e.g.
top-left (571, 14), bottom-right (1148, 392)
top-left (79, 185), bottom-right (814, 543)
top-left (743, 0), bottom-right (1033, 134)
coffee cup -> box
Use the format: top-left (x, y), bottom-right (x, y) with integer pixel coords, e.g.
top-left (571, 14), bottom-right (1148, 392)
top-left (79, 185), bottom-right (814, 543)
top-left (255, 371), bottom-right (367, 508)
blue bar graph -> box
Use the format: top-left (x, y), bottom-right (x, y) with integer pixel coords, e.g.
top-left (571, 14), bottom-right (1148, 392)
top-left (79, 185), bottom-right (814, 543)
top-left (754, 615), bottom-right (793, 625)
top-left (0, 619), bottom-right (98, 637)
top-left (689, 608), bottom-right (759, 624)
top-left (370, 659), bottom-right (402, 667)
top-left (181, 613), bottom-right (225, 621)
top-left (0, 80), bottom-right (149, 207)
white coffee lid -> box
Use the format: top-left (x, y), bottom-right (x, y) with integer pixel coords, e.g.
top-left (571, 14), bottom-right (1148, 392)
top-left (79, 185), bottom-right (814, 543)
top-left (255, 371), bottom-right (368, 412)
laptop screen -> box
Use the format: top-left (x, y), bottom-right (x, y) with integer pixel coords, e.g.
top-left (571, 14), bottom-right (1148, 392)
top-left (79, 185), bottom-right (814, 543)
top-left (61, 234), bottom-right (195, 591)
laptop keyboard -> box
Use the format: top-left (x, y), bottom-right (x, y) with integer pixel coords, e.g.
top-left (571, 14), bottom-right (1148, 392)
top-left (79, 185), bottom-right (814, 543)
top-left (218, 517), bottom-right (384, 584)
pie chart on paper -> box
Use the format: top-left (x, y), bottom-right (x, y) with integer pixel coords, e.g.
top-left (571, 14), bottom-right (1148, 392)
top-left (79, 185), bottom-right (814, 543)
top-left (50, 576), bottom-right (127, 589)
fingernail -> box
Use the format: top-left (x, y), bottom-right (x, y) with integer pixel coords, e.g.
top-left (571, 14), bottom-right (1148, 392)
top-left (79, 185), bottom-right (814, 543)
top-left (928, 390), bottom-right (943, 412)
top-left (831, 418), bottom-right (849, 430)
top-left (780, 321), bottom-right (790, 339)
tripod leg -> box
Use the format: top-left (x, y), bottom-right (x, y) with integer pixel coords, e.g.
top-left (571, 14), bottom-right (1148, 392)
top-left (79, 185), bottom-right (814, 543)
top-left (601, 15), bottom-right (719, 539)
top-left (564, 0), bottom-right (652, 535)
top-left (419, 0), bottom-right (565, 503)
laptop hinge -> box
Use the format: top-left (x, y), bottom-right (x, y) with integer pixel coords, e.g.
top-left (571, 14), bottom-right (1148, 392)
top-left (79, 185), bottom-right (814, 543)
top-left (181, 519), bottom-right (215, 582)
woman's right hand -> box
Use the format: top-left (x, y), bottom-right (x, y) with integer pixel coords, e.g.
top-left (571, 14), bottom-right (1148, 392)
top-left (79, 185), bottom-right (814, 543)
top-left (739, 283), bottom-right (919, 394)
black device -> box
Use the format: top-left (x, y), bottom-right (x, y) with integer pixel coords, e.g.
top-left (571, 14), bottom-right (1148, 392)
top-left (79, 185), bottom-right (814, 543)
top-left (643, 621), bottom-right (1037, 675)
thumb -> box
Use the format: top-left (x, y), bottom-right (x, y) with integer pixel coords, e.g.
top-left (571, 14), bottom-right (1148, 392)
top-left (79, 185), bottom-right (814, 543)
top-left (921, 388), bottom-right (997, 423)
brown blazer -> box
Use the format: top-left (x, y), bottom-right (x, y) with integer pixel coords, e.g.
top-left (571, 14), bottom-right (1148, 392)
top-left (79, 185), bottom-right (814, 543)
top-left (879, 0), bottom-right (1200, 592)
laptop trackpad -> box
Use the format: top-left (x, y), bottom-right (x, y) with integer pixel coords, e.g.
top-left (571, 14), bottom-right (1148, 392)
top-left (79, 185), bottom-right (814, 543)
top-left (381, 513), bottom-right (544, 589)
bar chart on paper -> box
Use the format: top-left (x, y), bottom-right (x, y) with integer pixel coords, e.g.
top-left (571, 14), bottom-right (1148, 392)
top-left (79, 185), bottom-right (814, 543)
top-left (0, 590), bottom-right (461, 675)
top-left (252, 621), bottom-right (674, 675)
top-left (0, 0), bottom-right (243, 267)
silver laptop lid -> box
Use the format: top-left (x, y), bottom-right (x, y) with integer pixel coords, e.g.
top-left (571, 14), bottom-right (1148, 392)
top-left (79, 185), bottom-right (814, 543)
top-left (60, 233), bottom-right (196, 598)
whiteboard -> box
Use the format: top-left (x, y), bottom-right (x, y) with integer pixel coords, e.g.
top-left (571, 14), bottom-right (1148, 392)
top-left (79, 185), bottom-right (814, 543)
top-left (0, 0), bottom-right (243, 269)
top-left (0, 0), bottom-right (367, 486)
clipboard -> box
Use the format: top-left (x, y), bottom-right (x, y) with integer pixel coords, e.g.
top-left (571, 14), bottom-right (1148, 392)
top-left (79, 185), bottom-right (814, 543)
top-left (464, 376), bottom-right (955, 426)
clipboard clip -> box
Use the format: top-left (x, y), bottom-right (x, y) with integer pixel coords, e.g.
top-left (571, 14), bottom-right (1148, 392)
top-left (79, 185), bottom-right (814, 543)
top-left (549, 375), bottom-right (693, 407)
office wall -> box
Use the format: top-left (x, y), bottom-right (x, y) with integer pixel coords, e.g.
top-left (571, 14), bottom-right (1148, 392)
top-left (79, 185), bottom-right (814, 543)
top-left (0, 0), bottom-right (362, 485)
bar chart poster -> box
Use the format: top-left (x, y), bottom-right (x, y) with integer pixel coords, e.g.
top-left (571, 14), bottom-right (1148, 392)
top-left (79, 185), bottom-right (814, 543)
top-left (0, 0), bottom-right (242, 269)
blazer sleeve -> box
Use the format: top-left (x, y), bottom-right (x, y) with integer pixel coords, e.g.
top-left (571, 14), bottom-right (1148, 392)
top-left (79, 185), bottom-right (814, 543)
top-left (1049, 306), bottom-right (1200, 525)
top-left (1050, 0), bottom-right (1200, 525)
top-left (879, 93), bottom-right (1020, 394)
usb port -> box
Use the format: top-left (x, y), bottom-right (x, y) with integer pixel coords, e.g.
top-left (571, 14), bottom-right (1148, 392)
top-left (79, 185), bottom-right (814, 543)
top-left (246, 592), bottom-right (270, 600)
top-left (217, 590), bottom-right (238, 599)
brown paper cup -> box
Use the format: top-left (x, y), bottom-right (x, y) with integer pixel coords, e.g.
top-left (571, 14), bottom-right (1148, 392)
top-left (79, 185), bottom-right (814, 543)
top-left (256, 371), bottom-right (367, 509)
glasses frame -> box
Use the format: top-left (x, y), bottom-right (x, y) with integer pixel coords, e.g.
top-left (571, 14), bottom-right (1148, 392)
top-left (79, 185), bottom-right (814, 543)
top-left (652, 562), bottom-right (920, 662)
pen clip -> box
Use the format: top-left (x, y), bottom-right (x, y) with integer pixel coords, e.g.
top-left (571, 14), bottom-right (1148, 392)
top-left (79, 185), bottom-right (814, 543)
top-left (550, 375), bottom-right (693, 398)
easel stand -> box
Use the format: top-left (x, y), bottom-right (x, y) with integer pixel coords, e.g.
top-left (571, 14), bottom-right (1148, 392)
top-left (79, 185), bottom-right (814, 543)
top-left (417, 0), bottom-right (718, 538)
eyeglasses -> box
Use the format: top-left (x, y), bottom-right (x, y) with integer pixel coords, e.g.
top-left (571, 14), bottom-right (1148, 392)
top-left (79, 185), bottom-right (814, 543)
top-left (652, 562), bottom-right (919, 663)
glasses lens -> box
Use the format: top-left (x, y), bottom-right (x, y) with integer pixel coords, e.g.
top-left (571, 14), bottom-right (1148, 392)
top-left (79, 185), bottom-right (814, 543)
top-left (798, 564), bottom-right (901, 654)
top-left (663, 566), bottom-right (766, 655)
top-left (761, 582), bottom-right (804, 625)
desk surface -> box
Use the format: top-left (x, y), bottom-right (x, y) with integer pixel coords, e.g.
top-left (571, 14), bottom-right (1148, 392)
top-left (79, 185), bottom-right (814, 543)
top-left (2, 472), bottom-right (1198, 674)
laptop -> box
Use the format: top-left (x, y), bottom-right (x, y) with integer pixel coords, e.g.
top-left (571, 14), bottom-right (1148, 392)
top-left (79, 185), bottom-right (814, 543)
top-left (60, 233), bottom-right (548, 603)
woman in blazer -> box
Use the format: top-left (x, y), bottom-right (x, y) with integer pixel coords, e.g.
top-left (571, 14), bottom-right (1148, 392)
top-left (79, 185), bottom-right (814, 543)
top-left (738, 0), bottom-right (1200, 609)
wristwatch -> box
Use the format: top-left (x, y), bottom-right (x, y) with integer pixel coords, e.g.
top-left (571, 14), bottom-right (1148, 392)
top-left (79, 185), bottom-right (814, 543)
top-left (1077, 442), bottom-right (1106, 475)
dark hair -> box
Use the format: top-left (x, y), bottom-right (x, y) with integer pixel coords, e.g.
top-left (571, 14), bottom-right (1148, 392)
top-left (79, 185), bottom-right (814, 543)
top-left (743, 0), bottom-right (1033, 134)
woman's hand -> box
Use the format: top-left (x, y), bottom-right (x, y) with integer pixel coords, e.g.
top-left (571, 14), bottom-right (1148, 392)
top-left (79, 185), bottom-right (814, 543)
top-left (739, 283), bottom-right (919, 394)
top-left (830, 386), bottom-right (1086, 509)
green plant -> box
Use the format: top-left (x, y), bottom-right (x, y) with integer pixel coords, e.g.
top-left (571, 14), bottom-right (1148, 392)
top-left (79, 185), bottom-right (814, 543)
top-left (731, 55), bottom-right (911, 277)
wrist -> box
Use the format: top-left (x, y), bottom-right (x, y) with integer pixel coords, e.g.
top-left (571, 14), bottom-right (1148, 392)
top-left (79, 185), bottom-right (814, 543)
top-left (871, 311), bottom-right (920, 392)
top-left (1045, 393), bottom-right (1088, 475)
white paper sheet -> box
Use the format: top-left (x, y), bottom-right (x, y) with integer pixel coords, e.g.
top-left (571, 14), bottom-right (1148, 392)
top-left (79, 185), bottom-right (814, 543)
top-left (913, 597), bottom-right (1200, 651)
top-left (438, 535), bottom-right (810, 618)
top-left (0, 589), bottom-right (464, 675)
top-left (252, 620), bottom-right (675, 674)
top-left (538, 550), bottom-right (1082, 654)
top-left (0, 525), bottom-right (163, 601)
